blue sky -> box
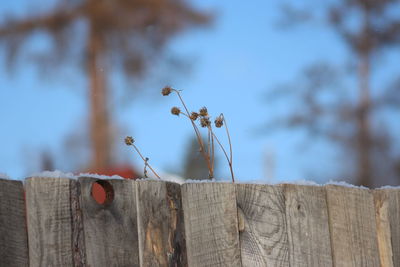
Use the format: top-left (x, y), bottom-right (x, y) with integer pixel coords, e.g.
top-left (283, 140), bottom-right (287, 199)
top-left (1, 0), bottom-right (393, 182)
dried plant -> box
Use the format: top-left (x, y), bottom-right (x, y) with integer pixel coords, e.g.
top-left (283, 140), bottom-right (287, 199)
top-left (143, 157), bottom-right (149, 178)
top-left (162, 86), bottom-right (235, 182)
top-left (125, 86), bottom-right (235, 182)
top-left (212, 114), bottom-right (234, 182)
top-left (124, 136), bottom-right (160, 179)
top-left (171, 107), bottom-right (181, 116)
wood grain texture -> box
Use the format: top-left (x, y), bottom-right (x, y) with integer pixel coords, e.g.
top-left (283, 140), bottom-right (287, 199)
top-left (0, 179), bottom-right (29, 267)
top-left (374, 188), bottom-right (400, 267)
top-left (326, 185), bottom-right (380, 267)
top-left (236, 184), bottom-right (289, 267)
top-left (79, 177), bottom-right (139, 267)
top-left (284, 184), bottom-right (332, 267)
top-left (182, 183), bottom-right (241, 267)
top-left (136, 180), bottom-right (187, 267)
top-left (70, 178), bottom-right (86, 267)
top-left (25, 177), bottom-right (75, 267)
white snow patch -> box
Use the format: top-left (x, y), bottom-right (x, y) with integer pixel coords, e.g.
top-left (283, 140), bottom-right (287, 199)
top-left (28, 171), bottom-right (128, 180)
top-left (159, 173), bottom-right (185, 184)
top-left (233, 179), bottom-right (366, 188)
top-left (78, 172), bottom-right (124, 180)
top-left (324, 180), bottom-right (369, 189)
top-left (236, 179), bottom-right (276, 185)
top-left (29, 170), bottom-right (77, 179)
top-left (136, 173), bottom-right (185, 184)
top-left (377, 185), bottom-right (400, 190)
top-left (135, 177), bottom-right (169, 183)
top-left (287, 179), bottom-right (321, 186)
top-left (239, 179), bottom-right (320, 186)
top-left (23, 170), bottom-right (376, 189)
top-left (134, 169), bottom-right (186, 184)
top-left (185, 178), bottom-right (218, 183)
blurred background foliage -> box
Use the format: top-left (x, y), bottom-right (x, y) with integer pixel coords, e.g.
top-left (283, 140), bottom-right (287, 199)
top-left (265, 0), bottom-right (400, 187)
top-left (0, 0), bottom-right (399, 187)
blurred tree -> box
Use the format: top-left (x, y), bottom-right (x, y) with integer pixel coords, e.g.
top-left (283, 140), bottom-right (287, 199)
top-left (268, 0), bottom-right (400, 187)
top-left (0, 0), bottom-right (210, 171)
top-left (40, 150), bottom-right (54, 172)
top-left (329, 0), bottom-right (400, 187)
top-left (182, 136), bottom-right (212, 180)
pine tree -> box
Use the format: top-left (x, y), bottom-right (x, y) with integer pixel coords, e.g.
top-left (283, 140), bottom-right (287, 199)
top-left (0, 0), bottom-right (210, 171)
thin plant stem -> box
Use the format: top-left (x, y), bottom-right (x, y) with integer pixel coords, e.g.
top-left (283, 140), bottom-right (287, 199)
top-left (207, 127), bottom-right (211, 165)
top-left (144, 157), bottom-right (149, 178)
top-left (222, 114), bottom-right (234, 182)
top-left (179, 112), bottom-right (190, 119)
top-left (208, 125), bottom-right (215, 173)
top-left (211, 129), bottom-right (215, 173)
top-left (129, 144), bottom-right (160, 179)
top-left (211, 131), bottom-right (235, 182)
top-left (222, 114), bottom-right (233, 165)
top-left (172, 89), bottom-right (213, 178)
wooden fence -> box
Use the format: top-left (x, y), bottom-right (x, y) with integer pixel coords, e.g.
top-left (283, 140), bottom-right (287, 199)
top-left (1, 176), bottom-right (399, 267)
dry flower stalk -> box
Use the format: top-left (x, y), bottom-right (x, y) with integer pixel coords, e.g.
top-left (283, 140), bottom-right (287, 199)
top-left (124, 86), bottom-right (235, 182)
top-left (190, 112), bottom-right (199, 121)
top-left (168, 87), bottom-right (213, 178)
top-left (212, 114), bottom-right (234, 182)
top-left (162, 86), bottom-right (235, 182)
top-left (171, 107), bottom-right (181, 116)
top-left (124, 136), bottom-right (160, 179)
top-left (143, 157), bottom-right (149, 178)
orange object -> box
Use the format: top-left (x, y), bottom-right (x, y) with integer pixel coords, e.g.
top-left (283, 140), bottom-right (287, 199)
top-left (87, 165), bottom-right (138, 204)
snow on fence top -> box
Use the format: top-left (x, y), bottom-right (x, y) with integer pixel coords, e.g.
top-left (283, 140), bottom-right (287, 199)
top-left (0, 175), bottom-right (399, 266)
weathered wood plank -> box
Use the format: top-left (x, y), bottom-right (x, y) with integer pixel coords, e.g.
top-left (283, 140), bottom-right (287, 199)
top-left (25, 177), bottom-right (75, 266)
top-left (182, 183), bottom-right (241, 267)
top-left (374, 188), bottom-right (400, 267)
top-left (78, 177), bottom-right (139, 267)
top-left (70, 177), bottom-right (86, 266)
top-left (136, 180), bottom-right (186, 266)
top-left (326, 185), bottom-right (380, 267)
top-left (236, 184), bottom-right (289, 267)
top-left (0, 179), bottom-right (29, 267)
top-left (284, 184), bottom-right (332, 267)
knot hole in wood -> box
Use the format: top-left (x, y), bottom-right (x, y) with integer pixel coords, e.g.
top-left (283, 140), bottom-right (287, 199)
top-left (91, 180), bottom-right (115, 205)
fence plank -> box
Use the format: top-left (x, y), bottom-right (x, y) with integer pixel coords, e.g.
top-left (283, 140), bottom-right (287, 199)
top-left (0, 179), bottom-right (29, 267)
top-left (236, 184), bottom-right (289, 267)
top-left (326, 185), bottom-right (380, 267)
top-left (182, 183), bottom-right (241, 267)
top-left (136, 180), bottom-right (187, 266)
top-left (25, 177), bottom-right (75, 266)
top-left (374, 188), bottom-right (400, 267)
top-left (284, 184), bottom-right (332, 267)
top-left (70, 177), bottom-right (86, 267)
top-left (78, 177), bottom-right (139, 267)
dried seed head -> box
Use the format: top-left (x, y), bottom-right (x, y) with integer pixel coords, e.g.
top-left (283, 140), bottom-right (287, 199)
top-left (215, 115), bottom-right (224, 128)
top-left (125, 136), bottom-right (135, 146)
top-left (200, 117), bottom-right (211, 128)
top-left (171, 106), bottom-right (181, 116)
top-left (161, 86), bottom-right (172, 96)
top-left (199, 107), bottom-right (208, 117)
top-left (190, 112), bottom-right (199, 121)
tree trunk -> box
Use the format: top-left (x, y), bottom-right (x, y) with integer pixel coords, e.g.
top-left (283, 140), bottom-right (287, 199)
top-left (356, 52), bottom-right (372, 187)
top-left (88, 24), bottom-right (112, 171)
top-left (355, 9), bottom-right (374, 187)
top-left (355, 24), bottom-right (375, 187)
